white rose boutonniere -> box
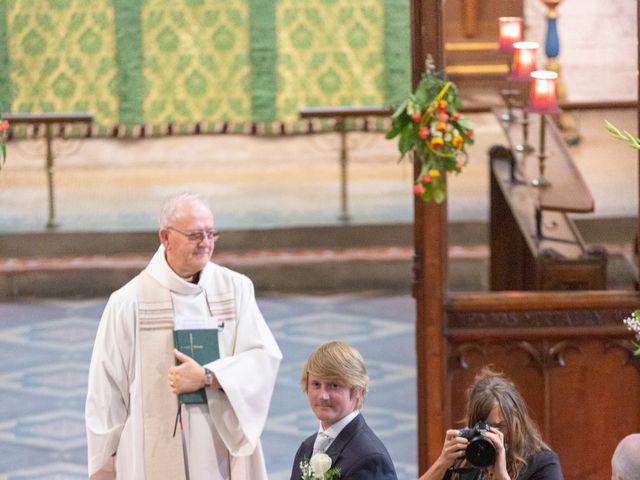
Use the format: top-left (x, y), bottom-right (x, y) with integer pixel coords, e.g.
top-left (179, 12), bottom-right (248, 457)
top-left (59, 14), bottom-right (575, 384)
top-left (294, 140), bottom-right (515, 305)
top-left (300, 453), bottom-right (341, 480)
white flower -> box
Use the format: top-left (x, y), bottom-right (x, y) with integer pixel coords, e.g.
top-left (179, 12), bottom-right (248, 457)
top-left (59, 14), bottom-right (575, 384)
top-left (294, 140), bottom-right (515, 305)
top-left (623, 310), bottom-right (640, 338)
top-left (310, 453), bottom-right (332, 479)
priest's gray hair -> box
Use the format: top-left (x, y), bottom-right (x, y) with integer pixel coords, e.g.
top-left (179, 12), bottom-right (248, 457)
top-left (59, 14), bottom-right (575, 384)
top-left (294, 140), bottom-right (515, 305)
top-left (612, 433), bottom-right (640, 480)
top-left (300, 341), bottom-right (369, 410)
top-left (158, 192), bottom-right (211, 228)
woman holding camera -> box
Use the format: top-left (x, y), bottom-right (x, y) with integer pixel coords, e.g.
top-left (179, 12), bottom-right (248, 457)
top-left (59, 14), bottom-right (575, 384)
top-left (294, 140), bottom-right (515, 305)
top-left (419, 367), bottom-right (563, 480)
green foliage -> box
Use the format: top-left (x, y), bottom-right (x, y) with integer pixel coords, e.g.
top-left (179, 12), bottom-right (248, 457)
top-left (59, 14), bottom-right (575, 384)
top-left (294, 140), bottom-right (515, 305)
top-left (325, 467), bottom-right (341, 480)
top-left (604, 120), bottom-right (640, 150)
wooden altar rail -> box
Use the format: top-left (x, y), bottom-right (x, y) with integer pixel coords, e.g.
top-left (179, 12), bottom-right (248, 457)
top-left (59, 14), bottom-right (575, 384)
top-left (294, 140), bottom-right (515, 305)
top-left (495, 108), bottom-right (594, 214)
top-left (297, 101), bottom-right (636, 223)
top-left (420, 290), bottom-right (640, 480)
top-left (489, 107), bottom-right (608, 291)
top-left (299, 106), bottom-right (392, 221)
top-left (2, 113), bottom-right (93, 228)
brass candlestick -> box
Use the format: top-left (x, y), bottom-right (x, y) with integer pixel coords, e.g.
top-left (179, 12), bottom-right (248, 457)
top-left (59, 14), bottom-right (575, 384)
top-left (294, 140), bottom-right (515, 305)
top-left (515, 110), bottom-right (534, 154)
top-left (497, 17), bottom-right (523, 124)
top-left (499, 88), bottom-right (520, 124)
top-left (515, 84), bottom-right (534, 154)
top-left (528, 70), bottom-right (560, 188)
top-left (510, 41), bottom-right (539, 155)
top-left (531, 115), bottom-right (551, 188)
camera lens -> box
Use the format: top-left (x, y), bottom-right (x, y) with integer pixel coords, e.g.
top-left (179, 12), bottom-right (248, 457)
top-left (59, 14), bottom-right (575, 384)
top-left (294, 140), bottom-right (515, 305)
top-left (465, 437), bottom-right (496, 468)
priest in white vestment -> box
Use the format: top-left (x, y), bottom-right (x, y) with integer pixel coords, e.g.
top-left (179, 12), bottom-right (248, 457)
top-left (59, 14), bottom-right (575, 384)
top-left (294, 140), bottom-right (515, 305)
top-left (85, 193), bottom-right (282, 480)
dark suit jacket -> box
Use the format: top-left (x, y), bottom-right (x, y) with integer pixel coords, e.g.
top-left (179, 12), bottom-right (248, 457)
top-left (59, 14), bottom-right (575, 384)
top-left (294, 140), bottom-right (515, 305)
top-left (290, 414), bottom-right (398, 480)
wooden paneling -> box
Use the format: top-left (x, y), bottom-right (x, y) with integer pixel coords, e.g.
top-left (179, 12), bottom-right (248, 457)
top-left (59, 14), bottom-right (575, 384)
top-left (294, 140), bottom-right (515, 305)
top-left (443, 291), bottom-right (640, 480)
top-left (446, 340), bottom-right (639, 479)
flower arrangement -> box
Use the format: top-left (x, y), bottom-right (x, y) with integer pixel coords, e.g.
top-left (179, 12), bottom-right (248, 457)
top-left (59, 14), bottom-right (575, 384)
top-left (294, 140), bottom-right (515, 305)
top-left (622, 310), bottom-right (640, 356)
top-left (386, 62), bottom-right (475, 203)
top-left (0, 116), bottom-right (9, 170)
top-left (300, 453), bottom-right (341, 480)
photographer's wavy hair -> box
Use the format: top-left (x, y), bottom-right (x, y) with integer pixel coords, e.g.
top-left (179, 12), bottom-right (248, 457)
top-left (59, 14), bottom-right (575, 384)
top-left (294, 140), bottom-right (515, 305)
top-left (465, 366), bottom-right (549, 479)
top-left (300, 341), bottom-right (369, 410)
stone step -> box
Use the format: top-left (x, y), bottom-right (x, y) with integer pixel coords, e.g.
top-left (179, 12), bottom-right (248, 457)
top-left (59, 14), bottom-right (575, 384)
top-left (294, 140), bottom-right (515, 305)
top-left (0, 246), bottom-right (417, 298)
top-left (0, 218), bottom-right (637, 298)
top-left (0, 242), bottom-right (635, 299)
top-left (0, 222), bottom-right (487, 258)
top-left (2, 217), bottom-right (635, 257)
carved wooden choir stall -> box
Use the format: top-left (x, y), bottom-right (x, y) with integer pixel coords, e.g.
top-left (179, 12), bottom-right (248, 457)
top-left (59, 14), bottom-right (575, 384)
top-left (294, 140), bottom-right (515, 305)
top-left (489, 111), bottom-right (607, 291)
top-left (412, 2), bottom-right (640, 480)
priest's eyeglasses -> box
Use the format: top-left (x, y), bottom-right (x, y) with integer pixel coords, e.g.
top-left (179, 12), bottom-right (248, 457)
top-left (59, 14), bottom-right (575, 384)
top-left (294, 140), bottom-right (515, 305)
top-left (167, 226), bottom-right (220, 242)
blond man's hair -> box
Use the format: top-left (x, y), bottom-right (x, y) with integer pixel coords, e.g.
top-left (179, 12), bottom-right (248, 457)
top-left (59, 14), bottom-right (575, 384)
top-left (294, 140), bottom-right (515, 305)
top-left (300, 341), bottom-right (369, 410)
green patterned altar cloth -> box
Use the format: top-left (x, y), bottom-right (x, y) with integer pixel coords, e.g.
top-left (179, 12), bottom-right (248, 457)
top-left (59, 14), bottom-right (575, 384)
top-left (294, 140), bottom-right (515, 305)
top-left (0, 0), bottom-right (409, 136)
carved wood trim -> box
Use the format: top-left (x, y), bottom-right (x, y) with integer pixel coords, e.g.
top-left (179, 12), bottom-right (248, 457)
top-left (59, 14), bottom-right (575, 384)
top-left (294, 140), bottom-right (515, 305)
top-left (446, 290), bottom-right (640, 312)
top-left (604, 338), bottom-right (640, 373)
top-left (445, 291), bottom-right (640, 340)
top-left (447, 308), bottom-right (634, 330)
top-left (449, 342), bottom-right (487, 370)
top-left (516, 339), bottom-right (581, 369)
top-left (447, 340), bottom-right (583, 373)
top-left (447, 338), bottom-right (640, 371)
top-left (515, 339), bottom-right (579, 441)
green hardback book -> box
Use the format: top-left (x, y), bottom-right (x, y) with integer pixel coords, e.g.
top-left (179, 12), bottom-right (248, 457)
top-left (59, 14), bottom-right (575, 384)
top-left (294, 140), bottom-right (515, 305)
top-left (173, 328), bottom-right (220, 404)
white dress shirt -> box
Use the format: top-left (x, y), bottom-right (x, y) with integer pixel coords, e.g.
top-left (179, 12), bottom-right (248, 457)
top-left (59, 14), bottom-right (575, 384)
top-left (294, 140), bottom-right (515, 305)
top-left (313, 410), bottom-right (360, 454)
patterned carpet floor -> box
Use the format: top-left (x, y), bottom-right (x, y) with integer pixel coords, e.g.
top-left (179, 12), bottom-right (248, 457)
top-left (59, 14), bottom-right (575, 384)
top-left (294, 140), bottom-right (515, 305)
top-left (0, 292), bottom-right (417, 480)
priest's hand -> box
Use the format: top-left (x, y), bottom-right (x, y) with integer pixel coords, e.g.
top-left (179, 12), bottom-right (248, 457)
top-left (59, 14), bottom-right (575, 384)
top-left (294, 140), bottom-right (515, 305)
top-left (169, 349), bottom-right (220, 393)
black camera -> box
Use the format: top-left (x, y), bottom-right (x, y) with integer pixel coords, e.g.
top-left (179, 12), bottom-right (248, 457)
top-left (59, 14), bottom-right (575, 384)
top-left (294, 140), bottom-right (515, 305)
top-left (458, 421), bottom-right (496, 468)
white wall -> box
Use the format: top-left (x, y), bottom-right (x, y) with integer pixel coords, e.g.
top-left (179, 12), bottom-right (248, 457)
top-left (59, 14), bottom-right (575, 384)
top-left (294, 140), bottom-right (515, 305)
top-left (524, 0), bottom-right (637, 102)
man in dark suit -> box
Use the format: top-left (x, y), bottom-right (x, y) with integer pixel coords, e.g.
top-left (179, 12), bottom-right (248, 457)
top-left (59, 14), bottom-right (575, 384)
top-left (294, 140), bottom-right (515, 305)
top-left (290, 341), bottom-right (398, 480)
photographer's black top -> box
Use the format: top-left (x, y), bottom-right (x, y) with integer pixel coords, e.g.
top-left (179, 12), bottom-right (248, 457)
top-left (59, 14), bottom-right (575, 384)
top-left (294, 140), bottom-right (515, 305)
top-left (452, 448), bottom-right (563, 480)
top-left (519, 449), bottom-right (563, 480)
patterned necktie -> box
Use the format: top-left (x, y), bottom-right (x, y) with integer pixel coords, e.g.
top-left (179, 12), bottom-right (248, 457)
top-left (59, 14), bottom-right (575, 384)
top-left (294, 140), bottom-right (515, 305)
top-left (312, 431), bottom-right (333, 454)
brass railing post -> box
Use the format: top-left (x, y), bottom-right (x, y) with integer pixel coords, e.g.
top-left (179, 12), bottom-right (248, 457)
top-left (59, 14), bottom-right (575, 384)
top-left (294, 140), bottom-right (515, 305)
top-left (45, 123), bottom-right (57, 228)
top-left (336, 117), bottom-right (350, 221)
top-left (2, 112), bottom-right (93, 228)
top-left (298, 106), bottom-right (392, 223)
